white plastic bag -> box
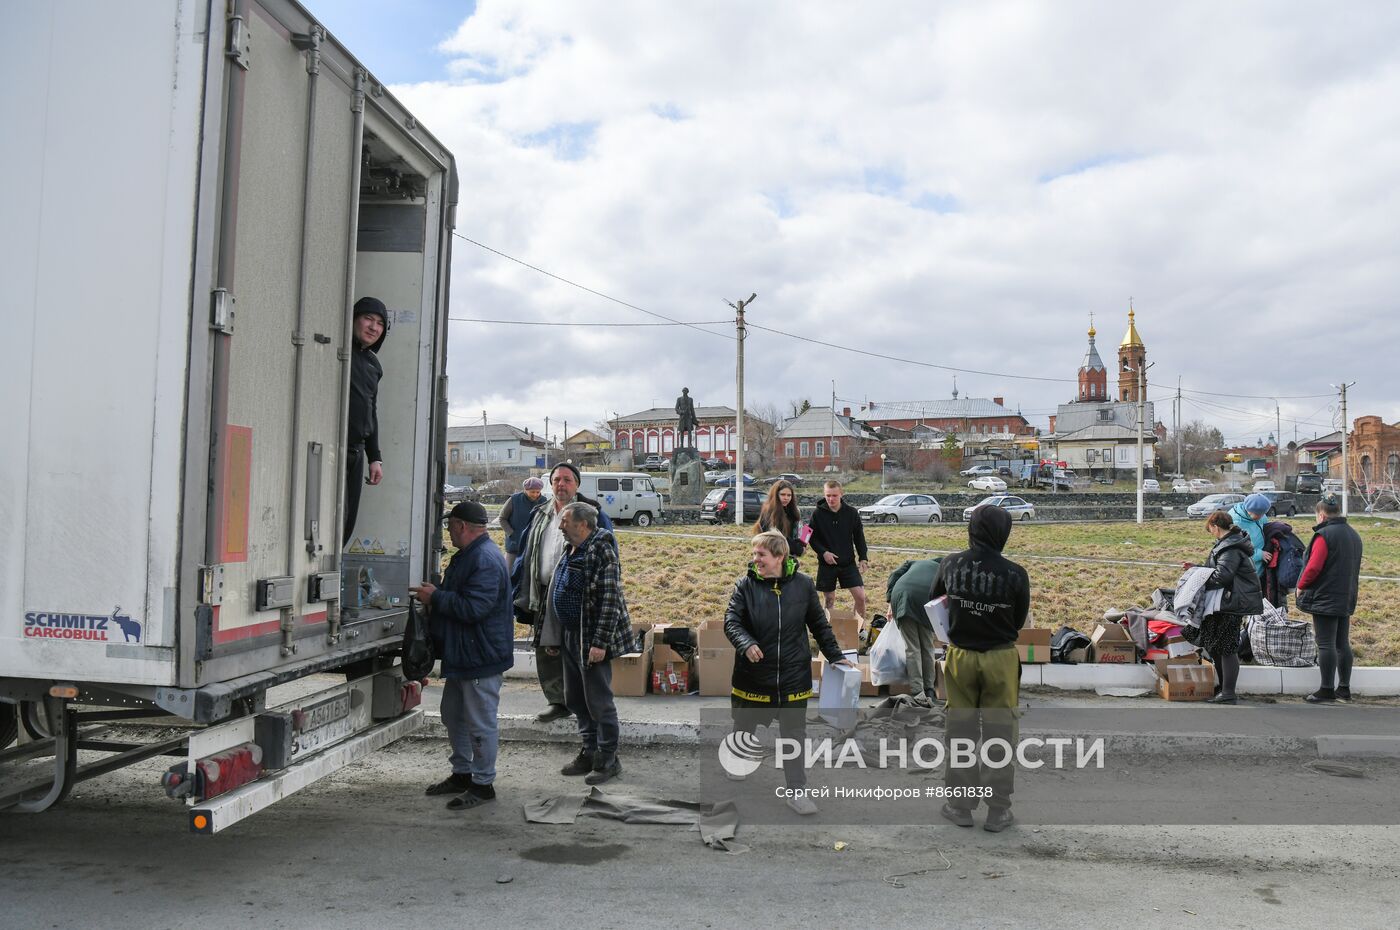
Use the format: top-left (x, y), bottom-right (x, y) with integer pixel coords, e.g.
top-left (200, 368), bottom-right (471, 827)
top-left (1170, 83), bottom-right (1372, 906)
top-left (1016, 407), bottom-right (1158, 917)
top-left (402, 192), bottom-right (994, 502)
top-left (867, 620), bottom-right (909, 686)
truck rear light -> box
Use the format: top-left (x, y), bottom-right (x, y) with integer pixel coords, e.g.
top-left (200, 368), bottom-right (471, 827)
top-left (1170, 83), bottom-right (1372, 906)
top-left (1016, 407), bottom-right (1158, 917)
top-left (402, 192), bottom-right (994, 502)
top-left (49, 684), bottom-right (79, 698)
top-left (196, 742), bottom-right (264, 801)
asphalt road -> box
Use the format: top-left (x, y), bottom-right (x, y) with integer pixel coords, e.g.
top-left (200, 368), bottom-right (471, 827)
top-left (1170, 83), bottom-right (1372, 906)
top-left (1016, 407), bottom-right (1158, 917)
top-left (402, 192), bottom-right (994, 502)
top-left (3, 737), bottom-right (1399, 929)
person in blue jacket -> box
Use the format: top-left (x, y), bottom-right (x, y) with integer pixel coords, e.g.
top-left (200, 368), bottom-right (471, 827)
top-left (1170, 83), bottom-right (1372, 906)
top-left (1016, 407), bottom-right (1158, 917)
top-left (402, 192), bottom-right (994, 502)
top-left (410, 500), bottom-right (514, 811)
top-left (1229, 493), bottom-right (1272, 576)
top-left (499, 476), bottom-right (545, 571)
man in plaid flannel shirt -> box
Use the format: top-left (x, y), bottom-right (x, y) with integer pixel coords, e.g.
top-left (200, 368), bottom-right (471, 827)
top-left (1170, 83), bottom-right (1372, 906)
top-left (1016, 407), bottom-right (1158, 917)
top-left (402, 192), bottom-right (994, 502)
top-left (552, 501), bottom-right (640, 785)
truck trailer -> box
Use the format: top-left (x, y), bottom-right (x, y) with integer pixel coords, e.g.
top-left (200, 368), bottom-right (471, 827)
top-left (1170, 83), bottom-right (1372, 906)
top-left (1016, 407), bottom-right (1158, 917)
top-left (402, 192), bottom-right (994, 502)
top-left (1, 0), bottom-right (457, 832)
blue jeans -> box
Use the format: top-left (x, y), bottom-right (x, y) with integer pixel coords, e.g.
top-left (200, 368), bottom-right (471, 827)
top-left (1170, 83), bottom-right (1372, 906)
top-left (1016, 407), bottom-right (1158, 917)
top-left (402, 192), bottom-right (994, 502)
top-left (440, 674), bottom-right (503, 785)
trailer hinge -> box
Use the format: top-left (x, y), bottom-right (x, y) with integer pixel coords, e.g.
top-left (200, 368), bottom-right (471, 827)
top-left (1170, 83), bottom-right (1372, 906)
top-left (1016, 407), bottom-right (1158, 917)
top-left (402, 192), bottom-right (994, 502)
top-left (211, 288), bottom-right (235, 334)
top-left (291, 331), bottom-right (306, 347)
top-left (350, 69), bottom-right (367, 114)
top-left (226, 12), bottom-right (251, 71)
top-left (338, 347), bottom-right (350, 361)
top-left (200, 565), bottom-right (227, 606)
top-left (291, 26), bottom-right (323, 74)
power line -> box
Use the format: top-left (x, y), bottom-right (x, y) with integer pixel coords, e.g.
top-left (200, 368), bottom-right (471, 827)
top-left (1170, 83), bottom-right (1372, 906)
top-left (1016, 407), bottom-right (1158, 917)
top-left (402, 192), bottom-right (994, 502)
top-left (453, 232), bottom-right (733, 341)
top-left (450, 316), bottom-right (729, 327)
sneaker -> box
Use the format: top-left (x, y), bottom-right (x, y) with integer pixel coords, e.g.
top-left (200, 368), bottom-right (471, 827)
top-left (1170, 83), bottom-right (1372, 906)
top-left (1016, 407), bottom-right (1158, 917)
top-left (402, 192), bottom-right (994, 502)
top-left (561, 750), bottom-right (594, 776)
top-left (786, 795), bottom-right (819, 816)
top-left (536, 703), bottom-right (572, 723)
top-left (584, 753), bottom-right (622, 786)
top-left (1305, 689), bottom-right (1337, 704)
top-left (940, 803), bottom-right (974, 828)
top-left (1336, 687), bottom-right (1353, 703)
top-left (424, 773), bottom-right (471, 796)
top-left (983, 807), bottom-right (1015, 833)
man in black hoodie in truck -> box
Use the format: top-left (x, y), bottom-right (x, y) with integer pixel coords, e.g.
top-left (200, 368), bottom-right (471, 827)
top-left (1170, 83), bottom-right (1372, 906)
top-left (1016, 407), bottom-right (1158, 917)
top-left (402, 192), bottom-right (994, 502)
top-left (344, 296), bottom-right (389, 546)
top-left (928, 503), bottom-right (1030, 833)
top-left (807, 480), bottom-right (870, 623)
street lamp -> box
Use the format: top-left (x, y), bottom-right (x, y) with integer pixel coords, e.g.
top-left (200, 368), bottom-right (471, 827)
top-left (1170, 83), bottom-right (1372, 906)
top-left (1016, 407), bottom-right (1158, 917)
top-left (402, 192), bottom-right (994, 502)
top-left (1121, 360), bottom-right (1155, 524)
top-left (880, 453), bottom-right (887, 491)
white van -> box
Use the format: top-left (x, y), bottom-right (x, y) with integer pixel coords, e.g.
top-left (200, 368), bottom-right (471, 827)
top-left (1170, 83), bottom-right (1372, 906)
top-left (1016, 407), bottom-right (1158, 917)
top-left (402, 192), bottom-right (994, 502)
top-left (578, 472), bottom-right (664, 526)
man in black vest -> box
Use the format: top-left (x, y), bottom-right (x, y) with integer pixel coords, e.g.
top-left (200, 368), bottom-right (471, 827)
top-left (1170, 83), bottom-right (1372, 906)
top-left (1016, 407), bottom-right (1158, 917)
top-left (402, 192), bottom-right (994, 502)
top-left (1295, 494), bottom-right (1363, 703)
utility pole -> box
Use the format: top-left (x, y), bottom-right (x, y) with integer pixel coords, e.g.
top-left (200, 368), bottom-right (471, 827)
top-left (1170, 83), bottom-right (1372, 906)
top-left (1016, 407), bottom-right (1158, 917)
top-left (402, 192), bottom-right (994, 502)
top-left (544, 416), bottom-right (550, 469)
top-left (1275, 401), bottom-right (1283, 481)
top-left (1176, 376), bottom-right (1183, 478)
top-left (727, 293), bottom-right (757, 525)
top-left (482, 410), bottom-right (490, 484)
top-left (830, 380), bottom-right (837, 475)
top-left (1335, 381), bottom-right (1355, 516)
top-left (1130, 362), bottom-right (1153, 524)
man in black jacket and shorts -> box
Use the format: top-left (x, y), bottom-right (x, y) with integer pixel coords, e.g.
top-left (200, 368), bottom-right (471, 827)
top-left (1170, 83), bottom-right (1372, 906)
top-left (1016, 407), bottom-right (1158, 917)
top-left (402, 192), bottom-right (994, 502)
top-left (807, 480), bottom-right (870, 623)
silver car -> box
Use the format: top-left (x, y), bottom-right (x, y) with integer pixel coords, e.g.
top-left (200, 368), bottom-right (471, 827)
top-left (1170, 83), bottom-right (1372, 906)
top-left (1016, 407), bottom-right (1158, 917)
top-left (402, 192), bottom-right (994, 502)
top-left (859, 493), bottom-right (943, 524)
top-left (1185, 493), bottom-right (1245, 517)
top-left (962, 495), bottom-right (1036, 522)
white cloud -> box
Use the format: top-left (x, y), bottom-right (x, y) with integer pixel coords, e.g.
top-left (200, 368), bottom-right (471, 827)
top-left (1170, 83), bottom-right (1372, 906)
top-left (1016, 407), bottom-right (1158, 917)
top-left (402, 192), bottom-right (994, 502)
top-left (392, 0), bottom-right (1400, 443)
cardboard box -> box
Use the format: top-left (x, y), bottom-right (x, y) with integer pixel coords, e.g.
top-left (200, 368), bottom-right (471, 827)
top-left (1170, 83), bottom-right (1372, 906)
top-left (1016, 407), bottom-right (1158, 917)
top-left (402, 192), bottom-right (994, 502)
top-left (857, 657), bottom-right (910, 697)
top-left (1017, 627), bottom-right (1052, 664)
top-left (697, 619), bottom-right (730, 649)
top-left (1090, 623), bottom-right (1137, 664)
top-left (611, 626), bottom-right (652, 697)
top-left (1166, 635), bottom-right (1198, 659)
top-left (934, 659), bottom-right (947, 702)
top-left (826, 610), bottom-right (862, 652)
top-left (811, 657), bottom-right (823, 694)
top-left (652, 660), bottom-right (692, 695)
top-left (650, 623), bottom-right (694, 666)
top-left (697, 646), bottom-right (735, 696)
top-left (1155, 660), bottom-right (1216, 702)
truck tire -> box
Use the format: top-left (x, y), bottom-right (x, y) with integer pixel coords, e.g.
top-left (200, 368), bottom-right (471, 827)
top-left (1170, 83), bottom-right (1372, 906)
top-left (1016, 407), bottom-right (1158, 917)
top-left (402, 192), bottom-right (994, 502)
top-left (635, 512), bottom-right (653, 527)
top-left (1, 703), bottom-right (17, 749)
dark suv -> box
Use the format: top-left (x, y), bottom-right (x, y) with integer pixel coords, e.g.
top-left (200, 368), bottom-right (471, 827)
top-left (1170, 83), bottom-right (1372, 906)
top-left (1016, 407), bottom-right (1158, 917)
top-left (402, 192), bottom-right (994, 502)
top-left (701, 488), bottom-right (764, 524)
top-left (1294, 473), bottom-right (1323, 494)
top-left (1261, 491), bottom-right (1299, 516)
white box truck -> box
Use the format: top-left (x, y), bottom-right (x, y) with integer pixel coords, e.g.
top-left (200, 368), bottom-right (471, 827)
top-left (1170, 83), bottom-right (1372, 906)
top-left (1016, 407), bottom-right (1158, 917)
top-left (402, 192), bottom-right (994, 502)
top-left (1, 0), bottom-right (458, 832)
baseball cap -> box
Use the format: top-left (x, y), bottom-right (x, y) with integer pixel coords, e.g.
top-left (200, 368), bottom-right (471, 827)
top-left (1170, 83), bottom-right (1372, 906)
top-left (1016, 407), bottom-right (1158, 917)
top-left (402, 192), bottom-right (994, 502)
top-left (447, 501), bottom-right (489, 525)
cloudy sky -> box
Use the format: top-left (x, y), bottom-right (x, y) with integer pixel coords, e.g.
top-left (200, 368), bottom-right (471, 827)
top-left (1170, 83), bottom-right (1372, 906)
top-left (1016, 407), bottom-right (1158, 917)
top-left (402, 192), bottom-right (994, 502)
top-left (316, 0), bottom-right (1400, 447)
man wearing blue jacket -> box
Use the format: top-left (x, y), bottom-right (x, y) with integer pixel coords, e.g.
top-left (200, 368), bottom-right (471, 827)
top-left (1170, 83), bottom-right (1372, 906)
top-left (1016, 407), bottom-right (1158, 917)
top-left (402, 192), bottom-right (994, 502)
top-left (410, 501), bottom-right (514, 810)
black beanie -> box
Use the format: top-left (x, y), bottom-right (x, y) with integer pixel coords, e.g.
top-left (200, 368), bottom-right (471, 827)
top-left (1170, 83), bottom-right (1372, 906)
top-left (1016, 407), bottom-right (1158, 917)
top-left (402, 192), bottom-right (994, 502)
top-left (968, 504), bottom-right (1013, 552)
top-left (354, 296), bottom-right (389, 325)
top-left (550, 462), bottom-right (582, 483)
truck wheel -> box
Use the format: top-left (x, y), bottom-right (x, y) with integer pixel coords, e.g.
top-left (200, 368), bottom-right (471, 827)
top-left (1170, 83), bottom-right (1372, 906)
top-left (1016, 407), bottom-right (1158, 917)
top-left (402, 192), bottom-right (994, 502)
top-left (20, 700), bottom-right (51, 740)
top-left (1, 703), bottom-right (16, 749)
top-left (635, 512), bottom-right (653, 527)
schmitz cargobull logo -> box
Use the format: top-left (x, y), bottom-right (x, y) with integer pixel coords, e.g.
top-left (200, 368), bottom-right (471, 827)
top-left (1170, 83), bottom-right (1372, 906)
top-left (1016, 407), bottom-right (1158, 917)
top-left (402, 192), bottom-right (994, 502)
top-left (23, 605), bottom-right (142, 644)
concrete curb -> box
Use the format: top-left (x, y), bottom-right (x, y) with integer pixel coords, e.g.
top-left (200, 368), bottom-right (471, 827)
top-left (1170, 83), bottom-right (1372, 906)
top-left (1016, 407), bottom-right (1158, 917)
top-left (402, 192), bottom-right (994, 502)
top-left (508, 651), bottom-right (1400, 696)
top-left (419, 712), bottom-right (1388, 759)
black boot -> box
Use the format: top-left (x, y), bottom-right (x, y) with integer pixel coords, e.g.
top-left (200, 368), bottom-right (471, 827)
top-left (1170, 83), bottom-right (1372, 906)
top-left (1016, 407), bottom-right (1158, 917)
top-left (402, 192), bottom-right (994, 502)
top-left (425, 773), bottom-right (471, 796)
top-left (537, 703), bottom-right (572, 723)
top-left (584, 751), bottom-right (622, 785)
top-left (1305, 688), bottom-right (1336, 704)
top-left (561, 749), bottom-right (594, 776)
top-left (1336, 686), bottom-right (1352, 703)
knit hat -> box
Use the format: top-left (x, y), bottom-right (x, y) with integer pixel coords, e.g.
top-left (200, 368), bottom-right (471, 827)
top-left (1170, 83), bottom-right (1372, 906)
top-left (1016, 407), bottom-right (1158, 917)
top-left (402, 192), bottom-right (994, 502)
top-left (447, 501), bottom-right (489, 525)
top-left (1243, 493), bottom-right (1272, 516)
top-left (550, 462), bottom-right (582, 483)
top-left (523, 477), bottom-right (544, 491)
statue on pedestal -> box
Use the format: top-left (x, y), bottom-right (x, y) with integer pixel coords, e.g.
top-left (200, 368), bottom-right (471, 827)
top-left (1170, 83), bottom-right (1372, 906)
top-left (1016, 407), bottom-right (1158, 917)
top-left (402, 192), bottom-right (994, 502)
top-left (675, 387), bottom-right (699, 449)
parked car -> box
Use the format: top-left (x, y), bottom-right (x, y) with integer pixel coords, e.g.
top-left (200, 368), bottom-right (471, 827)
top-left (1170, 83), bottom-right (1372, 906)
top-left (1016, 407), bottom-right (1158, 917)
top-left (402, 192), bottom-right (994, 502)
top-left (1322, 478), bottom-right (1344, 494)
top-left (1252, 480), bottom-right (1277, 493)
top-left (1171, 479), bottom-right (1191, 493)
top-left (968, 476), bottom-right (1008, 492)
top-left (858, 493), bottom-right (943, 524)
top-left (713, 472), bottom-right (756, 486)
top-left (700, 487), bottom-right (764, 524)
top-left (1252, 467), bottom-right (1269, 479)
top-left (640, 454), bottom-right (666, 471)
top-left (1259, 491), bottom-right (1298, 516)
top-left (1295, 473), bottom-right (1323, 494)
top-left (960, 464), bottom-right (997, 478)
top-left (962, 495), bottom-right (1036, 522)
top-left (1188, 478), bottom-right (1216, 492)
top-left (443, 483), bottom-right (479, 503)
top-left (1141, 479), bottom-right (1160, 493)
top-left (702, 457), bottom-right (724, 468)
top-left (1186, 493), bottom-right (1245, 517)
top-left (764, 473), bottom-right (804, 486)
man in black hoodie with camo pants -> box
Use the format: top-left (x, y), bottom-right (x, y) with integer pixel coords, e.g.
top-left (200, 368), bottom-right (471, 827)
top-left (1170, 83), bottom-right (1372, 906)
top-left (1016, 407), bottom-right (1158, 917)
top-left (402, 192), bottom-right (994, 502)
top-left (344, 297), bottom-right (389, 546)
top-left (928, 504), bottom-right (1030, 833)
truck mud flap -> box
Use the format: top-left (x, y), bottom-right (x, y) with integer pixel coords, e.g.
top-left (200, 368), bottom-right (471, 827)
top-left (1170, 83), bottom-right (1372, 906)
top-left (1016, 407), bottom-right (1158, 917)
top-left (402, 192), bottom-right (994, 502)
top-left (187, 708), bottom-right (421, 834)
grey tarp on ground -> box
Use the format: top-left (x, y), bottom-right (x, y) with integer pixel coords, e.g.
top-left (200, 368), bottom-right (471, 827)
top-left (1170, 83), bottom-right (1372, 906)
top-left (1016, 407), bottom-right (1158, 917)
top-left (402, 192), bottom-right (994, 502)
top-left (522, 787), bottom-right (747, 854)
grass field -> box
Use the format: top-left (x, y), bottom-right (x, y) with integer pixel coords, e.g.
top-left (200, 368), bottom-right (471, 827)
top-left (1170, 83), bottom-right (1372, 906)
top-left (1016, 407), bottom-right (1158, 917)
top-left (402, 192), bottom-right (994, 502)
top-left (482, 517), bottom-right (1400, 666)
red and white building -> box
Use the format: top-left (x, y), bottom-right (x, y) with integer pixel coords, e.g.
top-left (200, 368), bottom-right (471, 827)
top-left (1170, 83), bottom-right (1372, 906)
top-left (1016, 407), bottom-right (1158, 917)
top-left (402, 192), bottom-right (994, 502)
top-left (610, 405), bottom-right (760, 462)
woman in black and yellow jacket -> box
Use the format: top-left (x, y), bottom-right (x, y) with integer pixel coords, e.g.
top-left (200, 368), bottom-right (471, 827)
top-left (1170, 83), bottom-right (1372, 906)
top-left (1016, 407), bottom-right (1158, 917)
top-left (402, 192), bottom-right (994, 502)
top-left (723, 530), bottom-right (851, 814)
